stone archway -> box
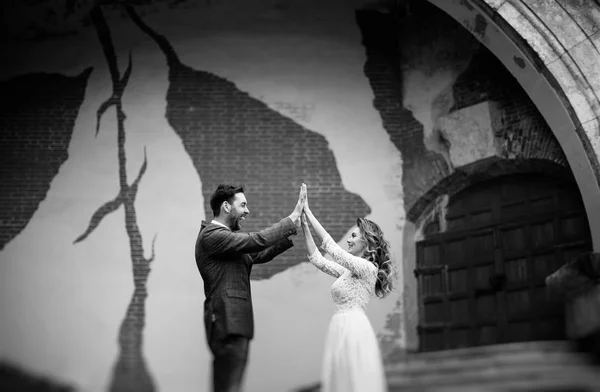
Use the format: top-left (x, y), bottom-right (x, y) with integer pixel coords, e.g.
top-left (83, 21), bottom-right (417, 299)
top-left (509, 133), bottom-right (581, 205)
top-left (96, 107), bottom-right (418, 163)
top-left (425, 0), bottom-right (600, 251)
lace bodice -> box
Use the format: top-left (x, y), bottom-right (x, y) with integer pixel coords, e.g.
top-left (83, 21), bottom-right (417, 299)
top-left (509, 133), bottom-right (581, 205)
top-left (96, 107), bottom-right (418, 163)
top-left (308, 234), bottom-right (378, 313)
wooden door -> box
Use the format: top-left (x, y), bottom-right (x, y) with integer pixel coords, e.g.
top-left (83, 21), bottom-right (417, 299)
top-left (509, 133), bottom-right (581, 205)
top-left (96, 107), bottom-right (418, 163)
top-left (416, 174), bottom-right (592, 352)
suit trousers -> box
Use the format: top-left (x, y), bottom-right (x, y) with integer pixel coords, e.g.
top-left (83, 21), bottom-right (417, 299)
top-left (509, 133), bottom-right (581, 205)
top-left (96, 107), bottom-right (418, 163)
top-left (209, 334), bottom-right (250, 392)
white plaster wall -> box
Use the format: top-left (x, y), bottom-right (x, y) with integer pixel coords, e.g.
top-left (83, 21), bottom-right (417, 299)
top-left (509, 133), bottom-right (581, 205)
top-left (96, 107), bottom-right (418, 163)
top-left (0, 2), bottom-right (404, 392)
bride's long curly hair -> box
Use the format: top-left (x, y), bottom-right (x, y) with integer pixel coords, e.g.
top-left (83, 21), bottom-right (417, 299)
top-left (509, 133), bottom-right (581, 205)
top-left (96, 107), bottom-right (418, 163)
top-left (356, 217), bottom-right (394, 298)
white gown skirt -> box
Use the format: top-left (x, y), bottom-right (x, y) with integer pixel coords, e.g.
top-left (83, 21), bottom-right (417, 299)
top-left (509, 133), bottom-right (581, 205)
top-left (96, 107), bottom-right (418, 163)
top-left (321, 307), bottom-right (387, 392)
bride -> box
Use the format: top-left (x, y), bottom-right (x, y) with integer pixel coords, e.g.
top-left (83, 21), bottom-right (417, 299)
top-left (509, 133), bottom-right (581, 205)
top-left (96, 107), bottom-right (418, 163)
top-left (299, 183), bottom-right (394, 392)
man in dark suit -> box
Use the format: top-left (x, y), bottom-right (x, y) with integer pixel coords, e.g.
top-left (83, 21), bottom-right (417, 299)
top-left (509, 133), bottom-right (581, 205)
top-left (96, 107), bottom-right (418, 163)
top-left (196, 184), bottom-right (305, 392)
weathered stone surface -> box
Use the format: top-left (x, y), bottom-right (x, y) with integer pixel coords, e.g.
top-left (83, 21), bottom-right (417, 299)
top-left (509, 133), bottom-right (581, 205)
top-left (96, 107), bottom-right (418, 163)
top-left (546, 53), bottom-right (597, 125)
top-left (485, 0), bottom-right (600, 169)
top-left (437, 100), bottom-right (502, 167)
top-left (568, 38), bottom-right (600, 108)
top-left (546, 252), bottom-right (600, 297)
top-left (527, 0), bottom-right (589, 51)
top-left (546, 251), bottom-right (600, 338)
top-left (497, 1), bottom-right (564, 64)
top-left (582, 119), bottom-right (600, 162)
top-left (556, 0), bottom-right (600, 37)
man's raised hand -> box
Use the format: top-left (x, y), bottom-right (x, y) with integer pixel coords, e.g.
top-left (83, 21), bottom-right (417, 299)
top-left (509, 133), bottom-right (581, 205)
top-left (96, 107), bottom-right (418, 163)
top-left (289, 183), bottom-right (307, 224)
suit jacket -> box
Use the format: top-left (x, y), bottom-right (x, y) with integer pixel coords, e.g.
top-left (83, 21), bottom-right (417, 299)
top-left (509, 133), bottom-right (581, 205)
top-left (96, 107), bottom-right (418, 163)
top-left (195, 217), bottom-right (296, 341)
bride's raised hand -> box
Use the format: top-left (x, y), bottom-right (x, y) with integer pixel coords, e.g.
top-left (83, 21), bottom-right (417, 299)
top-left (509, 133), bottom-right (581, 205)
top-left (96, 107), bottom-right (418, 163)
top-left (301, 183), bottom-right (310, 213)
top-left (300, 212), bottom-right (309, 232)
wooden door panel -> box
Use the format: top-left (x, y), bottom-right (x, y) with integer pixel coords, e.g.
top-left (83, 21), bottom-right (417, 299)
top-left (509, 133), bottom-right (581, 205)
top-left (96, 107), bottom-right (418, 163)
top-left (500, 226), bottom-right (528, 255)
top-left (477, 326), bottom-right (499, 345)
top-left (424, 301), bottom-right (446, 324)
top-left (421, 243), bottom-right (441, 266)
top-left (501, 201), bottom-right (529, 220)
top-left (532, 286), bottom-right (562, 317)
top-left (560, 214), bottom-right (588, 240)
top-left (500, 180), bottom-right (529, 201)
top-left (421, 272), bottom-right (445, 297)
top-left (531, 196), bottom-right (554, 213)
top-left (505, 258), bottom-right (529, 284)
top-left (532, 253), bottom-right (561, 280)
top-left (446, 215), bottom-right (468, 232)
top-left (506, 290), bottom-right (531, 321)
top-left (473, 264), bottom-right (495, 290)
top-left (470, 232), bottom-right (495, 261)
top-left (471, 209), bottom-right (493, 226)
top-left (448, 329), bottom-right (470, 349)
top-left (558, 188), bottom-right (586, 210)
top-left (476, 295), bottom-right (496, 322)
top-left (450, 299), bottom-right (470, 323)
top-left (445, 239), bottom-right (468, 266)
top-left (416, 174), bottom-right (592, 352)
top-left (420, 331), bottom-right (444, 352)
top-left (448, 268), bottom-right (468, 293)
top-left (531, 221), bottom-right (555, 249)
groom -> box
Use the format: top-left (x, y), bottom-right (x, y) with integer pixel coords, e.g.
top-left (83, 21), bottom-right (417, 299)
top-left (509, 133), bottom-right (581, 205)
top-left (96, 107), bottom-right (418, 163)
top-left (195, 184), bottom-right (305, 392)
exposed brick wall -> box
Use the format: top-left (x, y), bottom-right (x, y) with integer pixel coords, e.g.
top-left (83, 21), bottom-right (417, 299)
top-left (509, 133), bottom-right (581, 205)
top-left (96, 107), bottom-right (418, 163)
top-left (356, 4), bottom-right (569, 223)
top-left (127, 8), bottom-right (371, 280)
top-left (451, 48), bottom-right (568, 166)
top-left (0, 68), bottom-right (93, 251)
top-left (355, 9), bottom-right (451, 212)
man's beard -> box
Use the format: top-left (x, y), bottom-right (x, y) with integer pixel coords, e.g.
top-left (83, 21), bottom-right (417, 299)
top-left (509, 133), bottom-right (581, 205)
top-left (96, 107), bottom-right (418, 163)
top-left (229, 213), bottom-right (243, 232)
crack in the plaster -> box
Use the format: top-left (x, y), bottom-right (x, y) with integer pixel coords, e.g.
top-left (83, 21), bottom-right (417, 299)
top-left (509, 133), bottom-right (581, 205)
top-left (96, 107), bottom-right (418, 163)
top-left (513, 55), bottom-right (526, 69)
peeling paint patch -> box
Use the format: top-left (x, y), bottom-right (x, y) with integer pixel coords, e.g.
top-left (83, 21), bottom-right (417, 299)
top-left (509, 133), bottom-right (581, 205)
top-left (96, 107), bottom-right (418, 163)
top-left (474, 14), bottom-right (488, 38)
top-left (513, 55), bottom-right (526, 69)
top-left (377, 299), bottom-right (404, 359)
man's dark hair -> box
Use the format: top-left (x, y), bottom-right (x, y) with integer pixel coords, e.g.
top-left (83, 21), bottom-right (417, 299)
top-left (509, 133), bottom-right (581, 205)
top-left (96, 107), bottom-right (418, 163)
top-left (210, 184), bottom-right (245, 217)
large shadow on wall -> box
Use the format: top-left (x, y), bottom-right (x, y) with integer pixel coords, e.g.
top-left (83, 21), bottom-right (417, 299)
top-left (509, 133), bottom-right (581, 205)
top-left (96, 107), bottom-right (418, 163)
top-left (0, 68), bottom-right (92, 251)
top-left (71, 5), bottom-right (157, 392)
top-left (124, 5), bottom-right (370, 279)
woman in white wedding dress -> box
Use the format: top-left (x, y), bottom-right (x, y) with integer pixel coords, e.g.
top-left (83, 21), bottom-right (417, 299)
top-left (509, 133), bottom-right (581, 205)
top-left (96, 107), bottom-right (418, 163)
top-left (299, 184), bottom-right (393, 392)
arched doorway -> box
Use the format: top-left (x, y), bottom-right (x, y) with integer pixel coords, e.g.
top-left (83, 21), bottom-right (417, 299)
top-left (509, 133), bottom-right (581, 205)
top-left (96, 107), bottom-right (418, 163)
top-left (416, 173), bottom-right (593, 352)
top-left (424, 0), bottom-right (600, 252)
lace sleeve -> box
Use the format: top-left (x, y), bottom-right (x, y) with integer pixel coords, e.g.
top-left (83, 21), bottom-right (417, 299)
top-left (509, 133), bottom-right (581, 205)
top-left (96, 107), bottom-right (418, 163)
top-left (308, 248), bottom-right (346, 278)
top-left (321, 234), bottom-right (377, 279)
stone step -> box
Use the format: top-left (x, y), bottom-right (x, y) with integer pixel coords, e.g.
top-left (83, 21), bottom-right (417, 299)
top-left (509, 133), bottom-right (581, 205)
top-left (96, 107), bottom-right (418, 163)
top-left (385, 341), bottom-right (600, 391)
top-left (386, 348), bottom-right (592, 377)
top-left (389, 372), bottom-right (600, 392)
top-left (391, 341), bottom-right (576, 363)
top-left (387, 359), bottom-right (599, 387)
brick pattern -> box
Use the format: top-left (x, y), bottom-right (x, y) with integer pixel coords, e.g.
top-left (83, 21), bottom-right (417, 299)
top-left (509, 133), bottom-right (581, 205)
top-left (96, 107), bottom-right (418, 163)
top-left (356, 8), bottom-right (451, 212)
top-left (451, 48), bottom-right (568, 166)
top-left (356, 4), bottom-right (568, 224)
top-left (127, 8), bottom-right (371, 280)
top-left (0, 68), bottom-right (93, 251)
